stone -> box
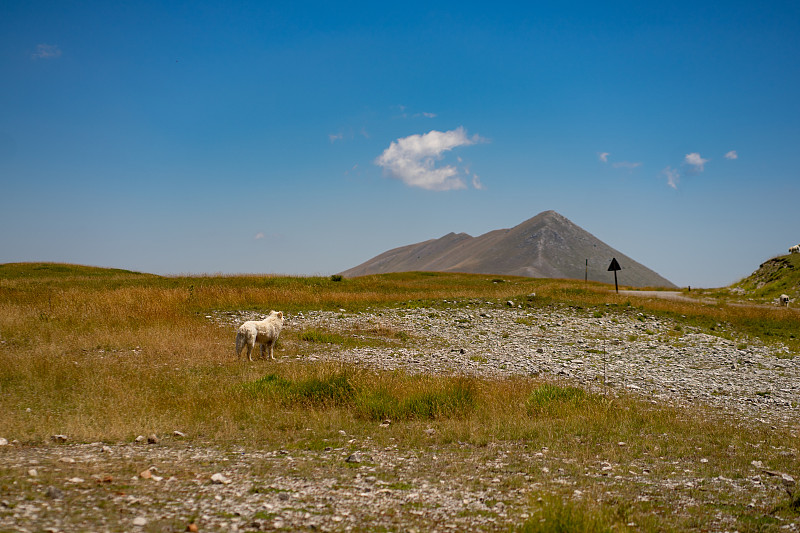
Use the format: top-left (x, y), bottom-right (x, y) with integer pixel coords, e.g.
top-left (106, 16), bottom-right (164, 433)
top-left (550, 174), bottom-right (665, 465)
top-left (345, 452), bottom-right (362, 463)
top-left (133, 516), bottom-right (147, 527)
top-left (173, 430), bottom-right (187, 438)
top-left (147, 434), bottom-right (160, 444)
top-left (0, 438), bottom-right (7, 446)
top-left (45, 486), bottom-right (63, 499)
top-left (51, 434), bottom-right (68, 443)
top-left (134, 435), bottom-right (146, 443)
top-left (211, 473), bottom-right (232, 485)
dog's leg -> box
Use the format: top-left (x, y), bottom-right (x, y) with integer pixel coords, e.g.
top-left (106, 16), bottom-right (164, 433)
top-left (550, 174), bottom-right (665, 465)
top-left (260, 343), bottom-right (267, 360)
top-left (268, 341), bottom-right (275, 360)
top-left (247, 339), bottom-right (255, 362)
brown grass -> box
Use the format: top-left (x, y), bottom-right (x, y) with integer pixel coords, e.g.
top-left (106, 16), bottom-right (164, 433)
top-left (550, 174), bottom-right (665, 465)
top-left (1, 264), bottom-right (798, 530)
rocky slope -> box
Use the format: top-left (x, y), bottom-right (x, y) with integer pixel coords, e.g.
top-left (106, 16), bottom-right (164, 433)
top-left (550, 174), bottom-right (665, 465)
top-left (341, 211), bottom-right (676, 288)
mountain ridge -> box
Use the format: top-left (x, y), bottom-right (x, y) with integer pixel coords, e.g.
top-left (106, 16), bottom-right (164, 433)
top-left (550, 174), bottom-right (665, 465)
top-left (341, 210), bottom-right (676, 288)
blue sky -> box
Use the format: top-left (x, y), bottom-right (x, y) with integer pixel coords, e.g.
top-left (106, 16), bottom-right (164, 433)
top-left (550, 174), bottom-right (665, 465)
top-left (2, 1), bottom-right (799, 287)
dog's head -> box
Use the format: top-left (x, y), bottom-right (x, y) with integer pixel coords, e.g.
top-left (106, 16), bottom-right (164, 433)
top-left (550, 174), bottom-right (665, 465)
top-left (270, 310), bottom-right (284, 321)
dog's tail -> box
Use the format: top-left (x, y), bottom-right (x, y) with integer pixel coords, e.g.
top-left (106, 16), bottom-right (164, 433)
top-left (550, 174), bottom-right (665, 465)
top-left (235, 331), bottom-right (244, 358)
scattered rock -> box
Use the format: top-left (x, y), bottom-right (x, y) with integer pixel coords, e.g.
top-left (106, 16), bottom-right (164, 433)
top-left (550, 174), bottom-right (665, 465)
top-left (134, 435), bottom-right (146, 443)
top-left (51, 435), bottom-right (68, 443)
top-left (45, 486), bottom-right (63, 500)
top-left (0, 438), bottom-right (8, 446)
top-left (173, 430), bottom-right (186, 438)
top-left (132, 516), bottom-right (147, 527)
top-left (345, 452), bottom-right (362, 464)
top-left (28, 469), bottom-right (38, 477)
top-left (764, 470), bottom-right (796, 487)
top-left (379, 419), bottom-right (391, 428)
top-left (147, 434), bottom-right (160, 444)
top-left (186, 523), bottom-right (199, 532)
top-left (210, 473), bottom-right (232, 485)
top-left (58, 457), bottom-right (75, 464)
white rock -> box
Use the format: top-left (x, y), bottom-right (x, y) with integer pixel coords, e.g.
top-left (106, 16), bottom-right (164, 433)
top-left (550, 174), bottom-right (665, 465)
top-left (132, 516), bottom-right (147, 527)
top-left (211, 473), bottom-right (232, 485)
top-left (0, 438), bottom-right (8, 446)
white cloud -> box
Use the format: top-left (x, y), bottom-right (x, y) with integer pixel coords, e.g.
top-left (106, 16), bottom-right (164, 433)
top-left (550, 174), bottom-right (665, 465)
top-left (598, 152), bottom-right (610, 163)
top-left (471, 174), bottom-right (485, 190)
top-left (724, 150), bottom-right (738, 160)
top-left (685, 152), bottom-right (709, 172)
top-left (663, 166), bottom-right (680, 189)
top-left (375, 127), bottom-right (485, 191)
top-left (32, 43), bottom-right (62, 59)
top-left (612, 161), bottom-right (642, 169)
top-left (328, 132), bottom-right (344, 143)
top-left (254, 232), bottom-right (265, 240)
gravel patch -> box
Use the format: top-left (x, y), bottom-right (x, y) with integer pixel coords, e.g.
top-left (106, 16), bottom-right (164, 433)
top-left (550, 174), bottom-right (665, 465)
top-left (220, 301), bottom-right (799, 427)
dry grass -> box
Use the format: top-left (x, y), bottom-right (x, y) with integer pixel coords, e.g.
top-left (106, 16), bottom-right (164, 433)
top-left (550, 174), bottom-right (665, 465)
top-left (1, 263), bottom-right (799, 530)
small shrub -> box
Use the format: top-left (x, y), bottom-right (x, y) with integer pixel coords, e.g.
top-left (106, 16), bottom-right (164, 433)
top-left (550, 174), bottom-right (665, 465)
top-left (330, 275), bottom-right (343, 282)
top-left (355, 379), bottom-right (477, 421)
top-left (525, 383), bottom-right (591, 417)
top-left (245, 372), bottom-right (355, 407)
top-left (299, 329), bottom-right (347, 344)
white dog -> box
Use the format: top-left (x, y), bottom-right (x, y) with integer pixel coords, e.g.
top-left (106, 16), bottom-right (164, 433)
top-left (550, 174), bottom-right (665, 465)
top-left (235, 311), bottom-right (284, 361)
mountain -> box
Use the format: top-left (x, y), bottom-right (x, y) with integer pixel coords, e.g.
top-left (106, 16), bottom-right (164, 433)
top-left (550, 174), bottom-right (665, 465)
top-left (340, 210), bottom-right (676, 288)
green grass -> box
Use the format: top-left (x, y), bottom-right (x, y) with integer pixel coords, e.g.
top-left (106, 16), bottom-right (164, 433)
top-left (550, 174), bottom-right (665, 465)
top-left (520, 496), bottom-right (618, 533)
top-left (525, 383), bottom-right (596, 417)
top-left (245, 371), bottom-right (356, 407)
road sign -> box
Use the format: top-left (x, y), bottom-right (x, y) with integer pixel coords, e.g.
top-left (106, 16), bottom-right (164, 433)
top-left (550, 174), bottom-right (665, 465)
top-left (608, 258), bottom-right (621, 293)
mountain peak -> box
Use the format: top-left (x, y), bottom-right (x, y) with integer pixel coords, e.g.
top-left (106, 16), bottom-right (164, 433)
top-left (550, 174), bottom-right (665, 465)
top-left (341, 211), bottom-right (675, 288)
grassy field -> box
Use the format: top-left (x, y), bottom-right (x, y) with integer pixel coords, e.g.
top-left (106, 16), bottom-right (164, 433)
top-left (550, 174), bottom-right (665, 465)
top-left (1, 263), bottom-right (799, 531)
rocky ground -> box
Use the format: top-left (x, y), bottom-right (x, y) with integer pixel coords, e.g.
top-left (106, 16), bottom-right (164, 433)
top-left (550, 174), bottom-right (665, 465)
top-left (2, 300), bottom-right (798, 532)
top-left (278, 301), bottom-right (800, 427)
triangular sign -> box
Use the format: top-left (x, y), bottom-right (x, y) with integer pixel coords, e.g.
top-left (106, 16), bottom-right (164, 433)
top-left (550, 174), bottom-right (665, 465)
top-left (607, 258), bottom-right (621, 271)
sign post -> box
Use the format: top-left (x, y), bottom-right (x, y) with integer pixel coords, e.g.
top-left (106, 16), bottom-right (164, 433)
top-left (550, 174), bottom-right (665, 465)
top-left (607, 258), bottom-right (621, 293)
top-left (585, 259), bottom-right (588, 286)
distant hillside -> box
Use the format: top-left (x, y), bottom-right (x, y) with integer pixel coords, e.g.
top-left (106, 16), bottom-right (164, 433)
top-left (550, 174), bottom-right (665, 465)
top-left (0, 262), bottom-right (155, 280)
top-left (731, 254), bottom-right (800, 301)
top-left (341, 210), bottom-right (676, 288)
